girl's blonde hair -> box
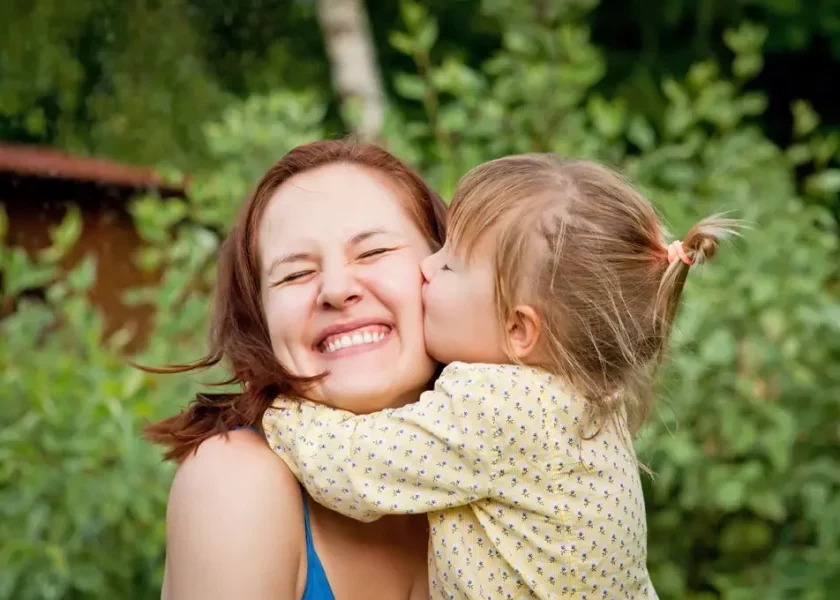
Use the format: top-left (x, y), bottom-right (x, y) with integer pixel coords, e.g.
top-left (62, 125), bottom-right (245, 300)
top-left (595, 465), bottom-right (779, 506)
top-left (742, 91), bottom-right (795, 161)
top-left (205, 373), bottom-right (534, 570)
top-left (448, 154), bottom-right (739, 436)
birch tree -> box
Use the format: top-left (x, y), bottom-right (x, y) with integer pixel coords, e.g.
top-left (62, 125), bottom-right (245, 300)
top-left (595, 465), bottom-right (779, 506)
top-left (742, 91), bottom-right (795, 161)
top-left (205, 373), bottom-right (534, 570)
top-left (315, 0), bottom-right (386, 140)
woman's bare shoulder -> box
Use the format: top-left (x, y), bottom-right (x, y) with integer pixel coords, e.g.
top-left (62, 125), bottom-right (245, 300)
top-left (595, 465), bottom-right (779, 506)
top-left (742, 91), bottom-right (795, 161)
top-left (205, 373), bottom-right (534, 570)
top-left (163, 429), bottom-right (306, 599)
top-left (172, 428), bottom-right (301, 501)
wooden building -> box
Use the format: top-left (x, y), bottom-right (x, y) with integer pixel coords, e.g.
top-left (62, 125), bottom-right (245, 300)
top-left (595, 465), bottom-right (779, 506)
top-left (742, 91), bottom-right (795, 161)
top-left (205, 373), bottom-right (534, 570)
top-left (0, 142), bottom-right (185, 346)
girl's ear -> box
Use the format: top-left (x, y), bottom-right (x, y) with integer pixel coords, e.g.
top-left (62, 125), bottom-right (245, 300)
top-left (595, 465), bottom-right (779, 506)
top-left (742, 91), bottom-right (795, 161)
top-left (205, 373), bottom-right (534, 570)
top-left (506, 305), bottom-right (541, 360)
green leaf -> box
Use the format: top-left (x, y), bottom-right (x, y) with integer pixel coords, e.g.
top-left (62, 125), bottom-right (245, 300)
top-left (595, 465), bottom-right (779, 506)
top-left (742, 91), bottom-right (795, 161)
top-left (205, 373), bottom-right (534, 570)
top-left (2, 247), bottom-right (56, 296)
top-left (39, 205), bottom-right (83, 263)
top-left (394, 73), bottom-right (427, 100)
top-left (389, 31), bottom-right (414, 55)
top-left (700, 328), bottom-right (738, 366)
top-left (723, 22), bottom-right (768, 55)
top-left (792, 100), bottom-right (820, 138)
top-left (416, 20), bottom-right (438, 53)
top-left (587, 95), bottom-right (625, 139)
top-left (627, 115), bottom-right (656, 151)
top-left (66, 256), bottom-right (97, 292)
top-left (733, 53), bottom-right (763, 79)
top-left (662, 78), bottom-right (690, 106)
top-left (720, 519), bottom-right (774, 553)
top-left (805, 170), bottom-right (840, 196)
top-left (786, 143), bottom-right (812, 165)
top-left (738, 92), bottom-right (768, 116)
top-left (812, 133), bottom-right (840, 165)
top-left (24, 106), bottom-right (47, 136)
top-left (716, 478), bottom-right (746, 511)
top-left (399, 0), bottom-right (427, 30)
top-left (687, 60), bottom-right (719, 89)
top-left (748, 491), bottom-right (787, 522)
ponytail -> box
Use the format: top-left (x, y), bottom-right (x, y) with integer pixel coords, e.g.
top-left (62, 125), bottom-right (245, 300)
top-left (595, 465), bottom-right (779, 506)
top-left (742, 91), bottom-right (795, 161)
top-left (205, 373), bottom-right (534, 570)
top-left (654, 215), bottom-right (744, 343)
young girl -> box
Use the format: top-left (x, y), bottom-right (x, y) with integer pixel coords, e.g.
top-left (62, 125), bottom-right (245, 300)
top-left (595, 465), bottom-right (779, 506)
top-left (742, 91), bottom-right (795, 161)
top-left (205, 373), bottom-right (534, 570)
top-left (264, 154), bottom-right (737, 600)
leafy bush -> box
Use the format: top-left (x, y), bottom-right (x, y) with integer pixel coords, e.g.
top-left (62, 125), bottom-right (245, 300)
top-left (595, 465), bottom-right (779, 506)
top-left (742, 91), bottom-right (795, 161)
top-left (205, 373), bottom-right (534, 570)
top-left (0, 208), bottom-right (176, 599)
top-left (1, 2), bottom-right (838, 598)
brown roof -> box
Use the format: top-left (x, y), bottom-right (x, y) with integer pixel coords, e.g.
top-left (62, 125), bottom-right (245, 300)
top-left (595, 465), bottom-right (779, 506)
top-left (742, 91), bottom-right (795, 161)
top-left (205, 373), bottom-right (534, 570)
top-left (0, 142), bottom-right (185, 192)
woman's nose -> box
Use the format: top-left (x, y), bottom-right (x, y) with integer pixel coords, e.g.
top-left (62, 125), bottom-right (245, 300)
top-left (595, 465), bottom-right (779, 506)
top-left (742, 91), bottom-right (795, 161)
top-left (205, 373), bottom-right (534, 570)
top-left (317, 265), bottom-right (362, 309)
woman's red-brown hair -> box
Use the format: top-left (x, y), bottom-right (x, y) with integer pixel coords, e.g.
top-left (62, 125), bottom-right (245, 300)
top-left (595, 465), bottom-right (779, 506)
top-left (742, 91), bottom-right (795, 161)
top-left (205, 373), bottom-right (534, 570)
top-left (144, 140), bottom-right (447, 462)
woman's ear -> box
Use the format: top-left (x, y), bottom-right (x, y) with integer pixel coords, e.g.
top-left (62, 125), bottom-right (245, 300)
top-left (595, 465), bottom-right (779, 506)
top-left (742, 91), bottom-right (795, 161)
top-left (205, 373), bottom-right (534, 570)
top-left (506, 305), bottom-right (541, 360)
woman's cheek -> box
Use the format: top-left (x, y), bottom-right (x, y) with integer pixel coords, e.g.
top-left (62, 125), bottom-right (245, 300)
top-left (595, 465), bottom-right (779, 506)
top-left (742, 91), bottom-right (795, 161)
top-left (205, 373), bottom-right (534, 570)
top-left (264, 287), bottom-right (312, 345)
top-left (367, 255), bottom-right (425, 304)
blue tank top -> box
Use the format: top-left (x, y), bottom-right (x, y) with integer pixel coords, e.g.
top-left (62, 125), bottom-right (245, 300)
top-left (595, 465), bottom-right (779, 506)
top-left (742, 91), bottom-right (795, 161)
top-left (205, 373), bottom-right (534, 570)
top-left (300, 487), bottom-right (336, 600)
top-left (232, 426), bottom-right (335, 599)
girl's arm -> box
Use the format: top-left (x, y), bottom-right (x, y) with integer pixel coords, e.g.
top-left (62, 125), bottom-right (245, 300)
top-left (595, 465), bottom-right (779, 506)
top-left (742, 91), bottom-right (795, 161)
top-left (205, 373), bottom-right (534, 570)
top-left (264, 363), bottom-right (528, 521)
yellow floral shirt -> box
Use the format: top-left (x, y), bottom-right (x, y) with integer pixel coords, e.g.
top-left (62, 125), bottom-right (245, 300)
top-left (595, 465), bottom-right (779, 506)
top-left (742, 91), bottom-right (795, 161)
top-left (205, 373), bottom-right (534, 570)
top-left (264, 362), bottom-right (657, 600)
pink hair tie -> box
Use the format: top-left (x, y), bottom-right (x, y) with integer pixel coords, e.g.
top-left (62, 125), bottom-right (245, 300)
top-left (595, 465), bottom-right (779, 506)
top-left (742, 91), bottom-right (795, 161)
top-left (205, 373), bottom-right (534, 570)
top-left (667, 240), bottom-right (693, 265)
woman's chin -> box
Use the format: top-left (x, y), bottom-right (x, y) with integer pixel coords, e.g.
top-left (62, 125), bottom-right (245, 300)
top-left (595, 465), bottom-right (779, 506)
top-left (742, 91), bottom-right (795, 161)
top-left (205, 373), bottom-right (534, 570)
top-left (316, 363), bottom-right (435, 414)
top-left (316, 379), bottom-right (403, 413)
top-left (301, 336), bottom-right (432, 411)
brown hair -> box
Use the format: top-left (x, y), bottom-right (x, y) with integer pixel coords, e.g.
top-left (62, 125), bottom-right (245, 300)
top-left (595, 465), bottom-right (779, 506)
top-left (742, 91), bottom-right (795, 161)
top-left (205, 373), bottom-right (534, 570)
top-left (448, 154), bottom-right (740, 436)
top-left (145, 140), bottom-right (447, 462)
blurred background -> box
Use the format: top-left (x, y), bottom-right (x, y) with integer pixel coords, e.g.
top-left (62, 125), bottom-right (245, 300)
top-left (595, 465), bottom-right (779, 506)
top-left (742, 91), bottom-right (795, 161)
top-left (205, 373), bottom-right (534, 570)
top-left (1, 0), bottom-right (839, 598)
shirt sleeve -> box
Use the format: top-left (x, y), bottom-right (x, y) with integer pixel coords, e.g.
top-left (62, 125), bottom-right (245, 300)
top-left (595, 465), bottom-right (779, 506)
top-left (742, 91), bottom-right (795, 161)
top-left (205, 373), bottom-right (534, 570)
top-left (262, 363), bottom-right (507, 522)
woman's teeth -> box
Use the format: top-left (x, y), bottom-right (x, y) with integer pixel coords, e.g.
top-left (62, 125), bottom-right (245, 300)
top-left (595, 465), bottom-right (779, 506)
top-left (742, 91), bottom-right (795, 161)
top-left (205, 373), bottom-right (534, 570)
top-left (321, 327), bottom-right (389, 354)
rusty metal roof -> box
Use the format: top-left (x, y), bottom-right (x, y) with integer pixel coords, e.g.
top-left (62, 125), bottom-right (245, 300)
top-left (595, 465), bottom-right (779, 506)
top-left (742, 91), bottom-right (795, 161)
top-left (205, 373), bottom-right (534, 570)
top-left (0, 141), bottom-right (185, 191)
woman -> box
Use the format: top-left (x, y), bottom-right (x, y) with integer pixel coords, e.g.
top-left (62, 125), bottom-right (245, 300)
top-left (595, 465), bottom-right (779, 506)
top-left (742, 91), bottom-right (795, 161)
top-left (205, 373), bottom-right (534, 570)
top-left (148, 140), bottom-right (448, 599)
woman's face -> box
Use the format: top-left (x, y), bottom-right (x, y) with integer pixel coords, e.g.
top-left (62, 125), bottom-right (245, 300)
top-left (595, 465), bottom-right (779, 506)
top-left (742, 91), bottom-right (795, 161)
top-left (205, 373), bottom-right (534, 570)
top-left (258, 163), bottom-right (437, 413)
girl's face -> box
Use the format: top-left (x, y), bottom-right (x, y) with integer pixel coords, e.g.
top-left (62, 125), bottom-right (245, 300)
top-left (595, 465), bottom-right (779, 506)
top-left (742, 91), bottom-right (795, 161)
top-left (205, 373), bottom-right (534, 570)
top-left (420, 235), bottom-right (509, 366)
top-left (258, 163), bottom-right (437, 413)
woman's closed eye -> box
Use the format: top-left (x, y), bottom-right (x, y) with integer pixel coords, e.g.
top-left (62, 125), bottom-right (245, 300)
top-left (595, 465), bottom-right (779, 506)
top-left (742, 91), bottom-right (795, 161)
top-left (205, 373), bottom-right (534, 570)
top-left (358, 247), bottom-right (395, 260)
top-left (441, 264), bottom-right (452, 271)
top-left (273, 270), bottom-right (315, 286)
top-left (271, 248), bottom-right (396, 286)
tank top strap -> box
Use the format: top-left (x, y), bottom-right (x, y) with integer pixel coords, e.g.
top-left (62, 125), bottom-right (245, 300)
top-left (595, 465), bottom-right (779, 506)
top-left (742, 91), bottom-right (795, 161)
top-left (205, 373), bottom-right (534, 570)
top-left (300, 485), bottom-right (315, 544)
top-left (299, 486), bottom-right (336, 600)
top-left (231, 424), bottom-right (260, 434)
top-left (234, 425), bottom-right (334, 599)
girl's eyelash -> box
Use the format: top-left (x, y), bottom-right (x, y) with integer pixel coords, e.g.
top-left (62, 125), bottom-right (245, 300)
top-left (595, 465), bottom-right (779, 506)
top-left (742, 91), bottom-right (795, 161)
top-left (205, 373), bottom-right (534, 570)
top-left (441, 264), bottom-right (452, 271)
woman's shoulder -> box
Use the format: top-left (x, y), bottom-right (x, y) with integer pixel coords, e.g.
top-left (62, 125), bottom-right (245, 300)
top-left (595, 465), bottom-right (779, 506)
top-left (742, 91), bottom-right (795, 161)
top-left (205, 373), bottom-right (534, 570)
top-left (173, 428), bottom-right (300, 496)
top-left (170, 428), bottom-right (304, 531)
top-left (164, 429), bottom-right (307, 599)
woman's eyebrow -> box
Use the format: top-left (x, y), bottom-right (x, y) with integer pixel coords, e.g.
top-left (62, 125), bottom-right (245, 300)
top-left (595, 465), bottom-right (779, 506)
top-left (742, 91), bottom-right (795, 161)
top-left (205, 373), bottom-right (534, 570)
top-left (265, 251), bottom-right (313, 277)
top-left (348, 228), bottom-right (394, 246)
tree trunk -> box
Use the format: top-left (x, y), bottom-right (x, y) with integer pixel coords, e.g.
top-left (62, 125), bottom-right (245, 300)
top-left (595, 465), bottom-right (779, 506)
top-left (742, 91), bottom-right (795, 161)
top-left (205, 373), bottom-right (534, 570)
top-left (315, 0), bottom-right (386, 140)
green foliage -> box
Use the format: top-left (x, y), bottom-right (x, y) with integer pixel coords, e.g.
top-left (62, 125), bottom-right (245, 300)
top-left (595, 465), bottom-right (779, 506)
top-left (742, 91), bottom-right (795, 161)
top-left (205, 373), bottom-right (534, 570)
top-left (0, 207), bottom-right (181, 599)
top-left (591, 0), bottom-right (840, 59)
top-left (0, 0), bottom-right (226, 168)
top-left (3, 0), bottom-right (839, 181)
top-left (189, 90), bottom-right (327, 227)
top-left (2, 1), bottom-right (839, 599)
